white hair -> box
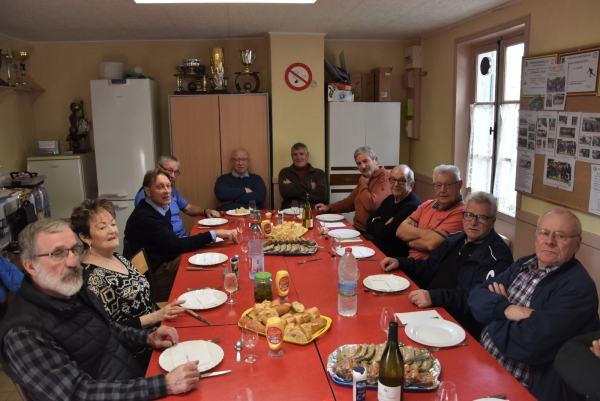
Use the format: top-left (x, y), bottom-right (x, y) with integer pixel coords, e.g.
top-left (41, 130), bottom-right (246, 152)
top-left (433, 164), bottom-right (461, 181)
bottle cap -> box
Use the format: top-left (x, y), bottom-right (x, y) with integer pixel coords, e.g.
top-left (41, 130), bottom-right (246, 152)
top-left (252, 219), bottom-right (259, 224)
top-left (345, 247), bottom-right (353, 252)
top-left (255, 272), bottom-right (272, 280)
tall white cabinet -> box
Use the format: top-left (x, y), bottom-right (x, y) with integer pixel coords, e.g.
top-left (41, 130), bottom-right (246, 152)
top-left (27, 153), bottom-right (98, 219)
top-left (327, 102), bottom-right (401, 222)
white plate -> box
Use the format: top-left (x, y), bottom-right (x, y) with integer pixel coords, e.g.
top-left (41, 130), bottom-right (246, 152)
top-left (226, 209), bottom-right (250, 216)
top-left (281, 208), bottom-right (304, 215)
top-left (198, 218), bottom-right (228, 226)
top-left (316, 214), bottom-right (345, 222)
top-left (405, 319), bottom-right (466, 347)
top-left (473, 399), bottom-right (506, 401)
top-left (177, 289), bottom-right (227, 309)
top-left (159, 340), bottom-right (224, 372)
top-left (336, 246), bottom-right (375, 258)
top-left (188, 253), bottom-right (228, 266)
top-left (363, 274), bottom-right (410, 292)
top-left (329, 229), bottom-right (360, 239)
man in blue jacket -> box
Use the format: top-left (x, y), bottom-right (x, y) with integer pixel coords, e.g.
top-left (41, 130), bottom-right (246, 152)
top-left (468, 208), bottom-right (600, 401)
top-left (214, 149), bottom-right (266, 211)
top-left (380, 191), bottom-right (512, 340)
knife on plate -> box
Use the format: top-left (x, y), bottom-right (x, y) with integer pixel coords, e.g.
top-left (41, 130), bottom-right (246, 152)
top-left (186, 267), bottom-right (219, 271)
top-left (185, 309), bottom-right (212, 326)
top-left (200, 370), bottom-right (231, 378)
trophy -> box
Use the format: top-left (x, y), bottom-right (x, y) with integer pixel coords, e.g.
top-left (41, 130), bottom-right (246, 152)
top-left (209, 47), bottom-right (226, 92)
top-left (240, 49), bottom-right (255, 73)
top-left (1, 49), bottom-right (14, 86)
top-left (18, 51), bottom-right (28, 86)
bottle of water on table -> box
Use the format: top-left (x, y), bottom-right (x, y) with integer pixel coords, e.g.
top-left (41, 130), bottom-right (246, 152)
top-left (338, 247), bottom-right (359, 316)
top-left (248, 219), bottom-right (264, 280)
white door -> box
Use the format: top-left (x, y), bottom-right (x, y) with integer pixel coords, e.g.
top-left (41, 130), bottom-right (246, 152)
top-left (112, 200), bottom-right (135, 254)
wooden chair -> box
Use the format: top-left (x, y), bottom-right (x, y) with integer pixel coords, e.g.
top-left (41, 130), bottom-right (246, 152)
top-left (15, 383), bottom-right (32, 401)
top-left (129, 248), bottom-right (166, 308)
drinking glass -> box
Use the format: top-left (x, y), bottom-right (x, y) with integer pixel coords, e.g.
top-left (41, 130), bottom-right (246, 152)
top-left (330, 236), bottom-right (340, 260)
top-left (236, 219), bottom-right (246, 236)
top-left (435, 381), bottom-right (458, 401)
top-left (380, 306), bottom-right (396, 342)
top-left (239, 236), bottom-right (249, 262)
top-left (290, 200), bottom-right (299, 220)
top-left (317, 218), bottom-right (325, 239)
top-left (235, 388), bottom-right (254, 401)
top-left (224, 272), bottom-right (238, 304)
top-left (242, 321), bottom-right (259, 363)
top-left (248, 200), bottom-right (256, 212)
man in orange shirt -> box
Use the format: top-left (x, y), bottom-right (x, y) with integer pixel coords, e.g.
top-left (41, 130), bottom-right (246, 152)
top-left (396, 164), bottom-right (464, 260)
top-left (316, 146), bottom-right (390, 232)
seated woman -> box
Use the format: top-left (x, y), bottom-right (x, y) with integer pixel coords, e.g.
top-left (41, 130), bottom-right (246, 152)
top-left (71, 198), bottom-right (185, 368)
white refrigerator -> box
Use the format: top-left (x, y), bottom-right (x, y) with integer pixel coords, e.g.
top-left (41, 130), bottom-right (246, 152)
top-left (90, 79), bottom-right (159, 253)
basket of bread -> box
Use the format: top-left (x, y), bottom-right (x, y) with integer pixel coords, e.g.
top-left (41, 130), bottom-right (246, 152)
top-left (238, 300), bottom-right (331, 345)
top-left (327, 344), bottom-right (440, 390)
top-left (263, 237), bottom-right (318, 255)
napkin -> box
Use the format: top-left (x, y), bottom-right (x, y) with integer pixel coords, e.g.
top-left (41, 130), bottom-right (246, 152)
top-left (369, 275), bottom-right (403, 291)
top-left (324, 222), bottom-right (346, 228)
top-left (395, 310), bottom-right (443, 324)
top-left (170, 341), bottom-right (214, 370)
top-left (184, 290), bottom-right (218, 308)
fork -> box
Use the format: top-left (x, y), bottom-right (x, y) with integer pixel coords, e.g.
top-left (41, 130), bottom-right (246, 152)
top-left (297, 257), bottom-right (322, 264)
top-left (425, 341), bottom-right (469, 352)
top-left (208, 337), bottom-right (221, 344)
top-left (363, 286), bottom-right (409, 296)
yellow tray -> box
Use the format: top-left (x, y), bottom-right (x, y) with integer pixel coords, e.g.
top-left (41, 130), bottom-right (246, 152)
top-left (238, 307), bottom-right (332, 345)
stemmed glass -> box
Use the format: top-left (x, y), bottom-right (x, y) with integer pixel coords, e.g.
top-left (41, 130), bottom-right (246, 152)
top-left (435, 381), bottom-right (458, 401)
top-left (380, 306), bottom-right (396, 342)
top-left (242, 321), bottom-right (259, 363)
top-left (249, 200), bottom-right (256, 212)
top-left (239, 236), bottom-right (249, 262)
top-left (290, 200), bottom-right (299, 221)
top-left (330, 236), bottom-right (340, 260)
top-left (235, 388), bottom-right (254, 401)
top-left (317, 218), bottom-right (327, 239)
top-left (236, 219), bottom-right (246, 236)
top-left (224, 272), bottom-right (238, 304)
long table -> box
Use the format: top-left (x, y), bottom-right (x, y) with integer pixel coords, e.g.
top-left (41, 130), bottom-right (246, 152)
top-left (147, 211), bottom-right (535, 400)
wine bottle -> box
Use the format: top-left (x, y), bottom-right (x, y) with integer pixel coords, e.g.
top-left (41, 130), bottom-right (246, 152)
top-left (302, 192), bottom-right (313, 229)
top-left (378, 321), bottom-right (404, 401)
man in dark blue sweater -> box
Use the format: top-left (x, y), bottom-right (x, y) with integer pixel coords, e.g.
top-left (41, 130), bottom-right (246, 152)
top-left (214, 149), bottom-right (266, 211)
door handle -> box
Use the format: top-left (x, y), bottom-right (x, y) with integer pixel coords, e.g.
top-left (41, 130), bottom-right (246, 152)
top-left (114, 204), bottom-right (129, 210)
top-left (98, 193), bottom-right (128, 198)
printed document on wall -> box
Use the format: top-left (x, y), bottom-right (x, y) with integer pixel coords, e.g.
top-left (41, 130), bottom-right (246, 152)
top-left (589, 165), bottom-right (600, 216)
top-left (518, 110), bottom-right (537, 151)
top-left (544, 64), bottom-right (568, 111)
top-left (543, 155), bottom-right (575, 192)
top-left (536, 111), bottom-right (558, 155)
top-left (522, 55), bottom-right (556, 97)
top-left (556, 111), bottom-right (581, 159)
top-left (515, 150), bottom-right (535, 193)
top-left (578, 113), bottom-right (600, 162)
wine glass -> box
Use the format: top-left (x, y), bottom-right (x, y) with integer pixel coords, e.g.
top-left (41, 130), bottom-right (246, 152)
top-left (290, 200), bottom-right (299, 220)
top-left (242, 321), bottom-right (259, 363)
top-left (380, 306), bottom-right (396, 342)
top-left (317, 218), bottom-right (327, 239)
top-left (224, 272), bottom-right (238, 304)
top-left (330, 236), bottom-right (340, 260)
top-left (435, 381), bottom-right (458, 401)
top-left (236, 219), bottom-right (246, 236)
top-left (249, 200), bottom-right (256, 212)
top-left (239, 236), bottom-right (249, 262)
top-left (235, 388), bottom-right (254, 401)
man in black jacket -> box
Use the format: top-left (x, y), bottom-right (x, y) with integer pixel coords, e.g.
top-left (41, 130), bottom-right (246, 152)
top-left (0, 219), bottom-right (200, 400)
top-left (380, 191), bottom-right (513, 339)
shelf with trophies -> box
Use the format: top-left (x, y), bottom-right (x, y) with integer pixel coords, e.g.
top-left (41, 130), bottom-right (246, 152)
top-left (235, 49), bottom-right (260, 93)
top-left (0, 49), bottom-right (45, 104)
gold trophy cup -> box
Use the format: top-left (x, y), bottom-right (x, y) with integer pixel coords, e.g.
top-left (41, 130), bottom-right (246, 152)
top-left (240, 49), bottom-right (255, 73)
top-left (19, 51), bottom-right (28, 86)
top-left (209, 47), bottom-right (226, 91)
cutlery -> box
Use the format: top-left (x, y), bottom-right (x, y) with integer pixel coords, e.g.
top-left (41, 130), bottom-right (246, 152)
top-left (187, 286), bottom-right (223, 291)
top-left (356, 257), bottom-right (381, 262)
top-left (185, 309), bottom-right (212, 326)
top-left (425, 341), bottom-right (469, 352)
top-left (363, 286), bottom-right (409, 296)
top-left (207, 337), bottom-right (221, 343)
top-left (200, 369), bottom-right (231, 378)
top-left (186, 267), bottom-right (219, 271)
top-left (297, 257), bottom-right (322, 264)
top-left (234, 340), bottom-right (243, 363)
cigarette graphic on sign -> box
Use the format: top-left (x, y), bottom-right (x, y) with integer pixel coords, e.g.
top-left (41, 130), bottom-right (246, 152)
top-left (285, 62), bottom-right (312, 91)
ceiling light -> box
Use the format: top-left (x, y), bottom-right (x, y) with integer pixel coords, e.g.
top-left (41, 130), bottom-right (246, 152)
top-left (135, 0), bottom-right (316, 3)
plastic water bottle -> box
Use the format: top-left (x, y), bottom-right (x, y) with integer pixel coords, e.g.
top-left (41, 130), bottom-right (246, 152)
top-left (338, 247), bottom-right (359, 316)
top-left (248, 219), bottom-right (264, 280)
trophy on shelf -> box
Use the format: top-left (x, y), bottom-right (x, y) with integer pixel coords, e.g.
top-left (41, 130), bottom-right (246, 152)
top-left (18, 51), bottom-right (28, 86)
top-left (209, 47), bottom-right (227, 93)
top-left (235, 49), bottom-right (260, 93)
top-left (66, 101), bottom-right (91, 153)
top-left (173, 59), bottom-right (207, 94)
top-left (1, 49), bottom-right (14, 86)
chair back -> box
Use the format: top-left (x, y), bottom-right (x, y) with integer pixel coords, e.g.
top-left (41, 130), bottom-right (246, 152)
top-left (129, 248), bottom-right (149, 276)
top-left (15, 383), bottom-right (32, 401)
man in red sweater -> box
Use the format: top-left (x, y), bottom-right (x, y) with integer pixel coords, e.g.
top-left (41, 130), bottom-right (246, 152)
top-left (316, 146), bottom-right (390, 231)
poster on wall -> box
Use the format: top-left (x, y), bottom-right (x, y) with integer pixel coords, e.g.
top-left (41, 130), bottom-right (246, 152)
top-left (521, 55), bottom-right (557, 97)
top-left (556, 111), bottom-right (581, 159)
top-left (589, 165), bottom-right (600, 216)
top-left (544, 64), bottom-right (568, 111)
top-left (536, 111), bottom-right (558, 155)
top-left (515, 150), bottom-right (535, 193)
top-left (543, 155), bottom-right (575, 192)
top-left (518, 110), bottom-right (537, 151)
top-left (578, 113), bottom-right (600, 162)
top-left (560, 49), bottom-right (600, 94)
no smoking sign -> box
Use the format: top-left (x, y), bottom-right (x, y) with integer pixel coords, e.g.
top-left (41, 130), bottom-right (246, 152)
top-left (285, 63), bottom-right (312, 91)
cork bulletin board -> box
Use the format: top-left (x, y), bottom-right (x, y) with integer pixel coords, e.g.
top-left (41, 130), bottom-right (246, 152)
top-left (518, 44), bottom-right (600, 213)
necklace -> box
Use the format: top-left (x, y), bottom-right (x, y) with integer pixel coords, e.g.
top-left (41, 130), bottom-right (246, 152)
top-left (88, 249), bottom-right (128, 274)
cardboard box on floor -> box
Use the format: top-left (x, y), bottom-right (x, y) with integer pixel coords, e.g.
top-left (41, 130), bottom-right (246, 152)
top-left (371, 67), bottom-right (392, 102)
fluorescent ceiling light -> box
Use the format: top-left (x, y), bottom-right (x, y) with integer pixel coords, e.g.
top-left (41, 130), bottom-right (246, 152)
top-left (135, 0), bottom-right (316, 3)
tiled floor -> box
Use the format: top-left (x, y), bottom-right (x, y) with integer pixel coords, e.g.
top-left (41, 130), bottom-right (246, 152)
top-left (0, 366), bottom-right (21, 401)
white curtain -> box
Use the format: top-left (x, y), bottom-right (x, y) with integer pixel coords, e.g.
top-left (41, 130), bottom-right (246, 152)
top-left (493, 103), bottom-right (519, 215)
top-left (466, 104), bottom-right (494, 193)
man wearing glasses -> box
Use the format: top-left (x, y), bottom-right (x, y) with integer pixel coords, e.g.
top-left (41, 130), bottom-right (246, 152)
top-left (365, 165), bottom-right (421, 257)
top-left (214, 148), bottom-right (266, 211)
top-left (135, 155), bottom-right (219, 237)
top-left (469, 208), bottom-right (600, 401)
top-left (381, 192), bottom-right (512, 340)
top-left (0, 219), bottom-right (201, 400)
top-left (397, 164), bottom-right (465, 260)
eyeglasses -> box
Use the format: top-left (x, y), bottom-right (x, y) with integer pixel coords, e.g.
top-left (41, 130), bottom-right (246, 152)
top-left (158, 164), bottom-right (180, 176)
top-left (231, 158), bottom-right (249, 163)
top-left (35, 245), bottom-right (84, 261)
top-left (535, 229), bottom-right (580, 243)
top-left (462, 212), bottom-right (493, 223)
top-left (433, 181), bottom-right (459, 190)
top-left (389, 178), bottom-right (409, 186)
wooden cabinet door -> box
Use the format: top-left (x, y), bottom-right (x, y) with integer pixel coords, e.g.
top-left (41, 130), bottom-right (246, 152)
top-left (218, 94), bottom-right (270, 209)
top-left (169, 96), bottom-right (221, 231)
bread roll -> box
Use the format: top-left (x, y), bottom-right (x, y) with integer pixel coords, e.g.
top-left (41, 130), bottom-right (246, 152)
top-left (282, 315), bottom-right (296, 326)
top-left (293, 312), bottom-right (310, 325)
top-left (260, 308), bottom-right (279, 325)
top-left (306, 307), bottom-right (320, 321)
top-left (291, 301), bottom-right (305, 313)
top-left (300, 318), bottom-right (327, 337)
top-left (271, 299), bottom-right (281, 307)
top-left (239, 315), bottom-right (266, 335)
top-left (284, 325), bottom-right (309, 342)
top-left (273, 303), bottom-right (291, 316)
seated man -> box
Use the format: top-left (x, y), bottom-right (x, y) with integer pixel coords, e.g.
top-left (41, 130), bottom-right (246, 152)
top-left (380, 191), bottom-right (512, 340)
top-left (555, 330), bottom-right (600, 401)
top-left (278, 142), bottom-right (328, 209)
top-left (397, 164), bottom-right (464, 260)
top-left (315, 146), bottom-right (390, 232)
top-left (468, 208), bottom-right (600, 401)
top-left (365, 164), bottom-right (421, 257)
top-left (125, 168), bottom-right (236, 301)
top-left (0, 219), bottom-right (200, 400)
top-left (135, 155), bottom-right (220, 237)
top-left (214, 148), bottom-right (266, 211)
